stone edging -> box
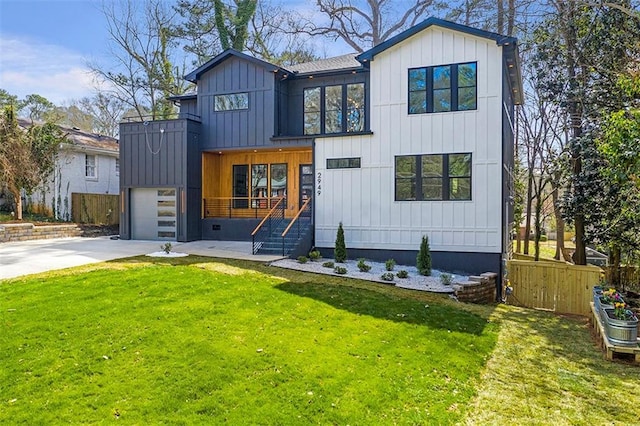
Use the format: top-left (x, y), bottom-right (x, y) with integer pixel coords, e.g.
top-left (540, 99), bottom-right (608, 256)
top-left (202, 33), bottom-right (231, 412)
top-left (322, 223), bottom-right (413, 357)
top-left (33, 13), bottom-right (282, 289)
top-left (0, 223), bottom-right (83, 243)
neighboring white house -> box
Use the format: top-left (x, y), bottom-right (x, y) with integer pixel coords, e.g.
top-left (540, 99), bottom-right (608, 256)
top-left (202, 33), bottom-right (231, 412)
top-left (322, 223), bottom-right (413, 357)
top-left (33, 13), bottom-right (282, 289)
top-left (21, 120), bottom-right (120, 221)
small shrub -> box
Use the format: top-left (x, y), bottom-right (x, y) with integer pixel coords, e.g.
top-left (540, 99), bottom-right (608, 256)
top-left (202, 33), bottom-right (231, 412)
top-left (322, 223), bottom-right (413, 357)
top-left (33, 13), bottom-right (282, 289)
top-left (381, 272), bottom-right (395, 281)
top-left (334, 222), bottom-right (347, 263)
top-left (297, 256), bottom-right (308, 264)
top-left (334, 266), bottom-right (347, 275)
top-left (161, 242), bottom-right (172, 254)
top-left (322, 261), bottom-right (335, 268)
top-left (385, 259), bottom-right (396, 271)
top-left (357, 258), bottom-right (371, 272)
top-left (308, 250), bottom-right (321, 261)
top-left (539, 235), bottom-right (548, 242)
top-left (440, 273), bottom-right (453, 285)
top-left (416, 235), bottom-right (432, 276)
top-left (397, 270), bottom-right (409, 279)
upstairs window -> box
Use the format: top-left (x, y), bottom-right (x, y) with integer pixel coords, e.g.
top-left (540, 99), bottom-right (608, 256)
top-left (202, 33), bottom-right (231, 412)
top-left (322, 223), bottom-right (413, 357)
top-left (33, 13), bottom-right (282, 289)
top-left (85, 154), bottom-right (96, 179)
top-left (408, 62), bottom-right (477, 114)
top-left (395, 153), bottom-right (472, 201)
top-left (214, 93), bottom-right (249, 111)
top-left (304, 83), bottom-right (365, 135)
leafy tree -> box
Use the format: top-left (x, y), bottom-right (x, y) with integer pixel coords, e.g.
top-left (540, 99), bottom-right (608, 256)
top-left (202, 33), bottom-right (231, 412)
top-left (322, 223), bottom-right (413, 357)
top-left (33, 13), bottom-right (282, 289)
top-left (417, 235), bottom-right (432, 276)
top-left (334, 222), bottom-right (347, 263)
top-left (0, 89), bottom-right (18, 109)
top-left (531, 0), bottom-right (640, 265)
top-left (19, 94), bottom-right (55, 122)
top-left (0, 107), bottom-right (64, 219)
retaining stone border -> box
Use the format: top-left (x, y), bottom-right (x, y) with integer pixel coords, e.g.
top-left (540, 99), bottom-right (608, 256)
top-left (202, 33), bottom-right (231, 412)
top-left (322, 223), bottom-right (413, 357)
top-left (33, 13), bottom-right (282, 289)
top-left (0, 223), bottom-right (82, 243)
top-left (453, 272), bottom-right (498, 304)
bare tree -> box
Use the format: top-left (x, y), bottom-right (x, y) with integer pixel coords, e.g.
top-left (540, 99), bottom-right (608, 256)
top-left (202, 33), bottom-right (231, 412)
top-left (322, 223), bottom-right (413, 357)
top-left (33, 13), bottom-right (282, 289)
top-left (76, 93), bottom-right (125, 138)
top-left (296, 0), bottom-right (438, 52)
top-left (89, 0), bottom-right (189, 121)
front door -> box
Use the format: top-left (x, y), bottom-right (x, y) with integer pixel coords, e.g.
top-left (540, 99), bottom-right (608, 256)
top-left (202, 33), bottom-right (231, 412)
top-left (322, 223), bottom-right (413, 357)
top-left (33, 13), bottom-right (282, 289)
top-left (299, 164), bottom-right (313, 216)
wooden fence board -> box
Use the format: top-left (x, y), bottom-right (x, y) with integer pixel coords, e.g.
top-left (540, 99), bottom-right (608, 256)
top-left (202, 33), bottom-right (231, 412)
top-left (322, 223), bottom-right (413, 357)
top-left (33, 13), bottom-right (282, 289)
top-left (71, 193), bottom-right (120, 225)
top-left (507, 260), bottom-right (602, 316)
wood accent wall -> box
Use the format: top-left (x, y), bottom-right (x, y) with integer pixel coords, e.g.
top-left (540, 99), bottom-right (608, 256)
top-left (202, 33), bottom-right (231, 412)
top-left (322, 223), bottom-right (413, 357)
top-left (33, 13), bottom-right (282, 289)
top-left (202, 148), bottom-right (312, 217)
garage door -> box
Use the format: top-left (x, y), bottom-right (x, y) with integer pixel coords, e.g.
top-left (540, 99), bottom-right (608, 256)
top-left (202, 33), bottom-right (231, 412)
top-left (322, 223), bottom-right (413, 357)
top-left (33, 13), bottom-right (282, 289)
top-left (131, 188), bottom-right (177, 240)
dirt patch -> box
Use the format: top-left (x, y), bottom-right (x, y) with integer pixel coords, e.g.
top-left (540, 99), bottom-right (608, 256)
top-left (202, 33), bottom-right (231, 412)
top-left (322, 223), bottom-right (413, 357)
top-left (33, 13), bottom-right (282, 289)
top-left (77, 224), bottom-right (119, 237)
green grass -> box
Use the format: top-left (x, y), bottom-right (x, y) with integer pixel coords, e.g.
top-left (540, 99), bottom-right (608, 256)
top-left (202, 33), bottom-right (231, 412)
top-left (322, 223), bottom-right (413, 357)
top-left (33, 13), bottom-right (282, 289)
top-left (0, 257), bottom-right (497, 424)
top-left (2, 257), bottom-right (639, 425)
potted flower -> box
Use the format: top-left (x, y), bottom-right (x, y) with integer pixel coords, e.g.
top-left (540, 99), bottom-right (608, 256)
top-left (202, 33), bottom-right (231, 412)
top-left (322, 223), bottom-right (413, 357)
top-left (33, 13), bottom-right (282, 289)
top-left (604, 302), bottom-right (639, 347)
top-left (599, 288), bottom-right (624, 324)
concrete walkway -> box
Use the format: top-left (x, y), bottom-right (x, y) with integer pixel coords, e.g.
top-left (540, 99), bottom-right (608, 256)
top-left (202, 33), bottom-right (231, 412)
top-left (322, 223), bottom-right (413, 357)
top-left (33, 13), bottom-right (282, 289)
top-left (0, 237), bottom-right (284, 280)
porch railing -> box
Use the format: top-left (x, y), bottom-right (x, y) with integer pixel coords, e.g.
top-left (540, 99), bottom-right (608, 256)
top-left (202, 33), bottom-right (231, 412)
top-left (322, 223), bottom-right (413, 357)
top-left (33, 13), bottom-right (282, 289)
top-left (203, 197), bottom-right (284, 219)
top-left (280, 197), bottom-right (313, 256)
top-left (251, 197), bottom-right (286, 254)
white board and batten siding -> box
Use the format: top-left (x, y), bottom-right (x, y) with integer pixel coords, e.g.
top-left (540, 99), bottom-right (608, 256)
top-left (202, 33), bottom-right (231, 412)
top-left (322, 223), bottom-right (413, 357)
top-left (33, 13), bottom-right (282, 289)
top-left (315, 26), bottom-right (505, 254)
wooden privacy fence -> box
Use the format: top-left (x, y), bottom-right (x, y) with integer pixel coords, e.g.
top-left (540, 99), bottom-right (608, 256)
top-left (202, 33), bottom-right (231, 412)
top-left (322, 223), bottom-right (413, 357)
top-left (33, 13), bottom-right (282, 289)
top-left (71, 193), bottom-right (119, 225)
top-left (507, 259), bottom-right (603, 316)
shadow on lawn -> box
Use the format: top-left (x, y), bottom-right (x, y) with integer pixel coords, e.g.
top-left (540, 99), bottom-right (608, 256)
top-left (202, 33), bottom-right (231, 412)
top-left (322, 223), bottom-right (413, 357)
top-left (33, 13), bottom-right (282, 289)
top-left (115, 255), bottom-right (497, 336)
top-left (274, 280), bottom-right (495, 336)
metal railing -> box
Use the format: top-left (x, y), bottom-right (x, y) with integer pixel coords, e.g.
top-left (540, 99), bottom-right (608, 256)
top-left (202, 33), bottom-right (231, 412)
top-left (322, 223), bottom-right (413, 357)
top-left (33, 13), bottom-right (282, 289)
top-left (120, 112), bottom-right (201, 123)
top-left (280, 197), bottom-right (313, 256)
top-left (203, 197), bottom-right (285, 219)
top-left (251, 197), bottom-right (286, 254)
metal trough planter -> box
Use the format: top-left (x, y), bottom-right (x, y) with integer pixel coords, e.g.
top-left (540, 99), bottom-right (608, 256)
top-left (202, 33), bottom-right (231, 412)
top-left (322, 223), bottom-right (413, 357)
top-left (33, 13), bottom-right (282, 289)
top-left (603, 308), bottom-right (639, 347)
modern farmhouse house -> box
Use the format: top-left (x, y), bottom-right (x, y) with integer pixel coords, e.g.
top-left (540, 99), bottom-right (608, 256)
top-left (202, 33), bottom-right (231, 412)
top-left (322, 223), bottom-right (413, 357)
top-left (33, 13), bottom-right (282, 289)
top-left (119, 17), bottom-right (522, 276)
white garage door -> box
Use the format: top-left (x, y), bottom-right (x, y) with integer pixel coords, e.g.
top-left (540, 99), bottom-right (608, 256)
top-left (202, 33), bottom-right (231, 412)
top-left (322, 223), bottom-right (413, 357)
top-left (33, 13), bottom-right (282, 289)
top-left (131, 188), bottom-right (177, 240)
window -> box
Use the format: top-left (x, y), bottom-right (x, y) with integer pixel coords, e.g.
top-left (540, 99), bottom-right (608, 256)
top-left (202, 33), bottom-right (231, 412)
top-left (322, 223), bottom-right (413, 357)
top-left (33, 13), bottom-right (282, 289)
top-left (214, 93), bottom-right (249, 111)
top-left (304, 88), bottom-right (321, 135)
top-left (115, 158), bottom-right (120, 176)
top-left (233, 165), bottom-right (249, 208)
top-left (346, 83), bottom-right (365, 132)
top-left (270, 164), bottom-right (287, 200)
top-left (326, 157), bottom-right (361, 169)
top-left (395, 153), bottom-right (471, 201)
top-left (304, 83), bottom-right (365, 135)
top-left (85, 154), bottom-right (96, 178)
top-left (408, 62), bottom-right (477, 114)
top-left (233, 163), bottom-right (288, 209)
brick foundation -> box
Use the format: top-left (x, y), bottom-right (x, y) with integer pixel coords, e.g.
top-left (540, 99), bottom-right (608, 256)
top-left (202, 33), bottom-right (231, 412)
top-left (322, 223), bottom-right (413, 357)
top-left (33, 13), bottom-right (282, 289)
top-left (453, 272), bottom-right (497, 304)
top-left (0, 223), bottom-right (82, 243)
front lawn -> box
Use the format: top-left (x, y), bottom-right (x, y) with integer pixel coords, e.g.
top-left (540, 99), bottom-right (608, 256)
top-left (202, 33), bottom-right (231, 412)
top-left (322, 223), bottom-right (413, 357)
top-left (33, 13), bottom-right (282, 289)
top-left (1, 257), bottom-right (639, 424)
top-left (0, 257), bottom-right (496, 424)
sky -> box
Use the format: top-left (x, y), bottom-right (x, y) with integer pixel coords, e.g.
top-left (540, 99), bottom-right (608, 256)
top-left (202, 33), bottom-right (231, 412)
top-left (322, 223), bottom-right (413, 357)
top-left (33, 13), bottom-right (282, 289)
top-left (0, 0), bottom-right (110, 104)
top-left (0, 0), bottom-right (336, 106)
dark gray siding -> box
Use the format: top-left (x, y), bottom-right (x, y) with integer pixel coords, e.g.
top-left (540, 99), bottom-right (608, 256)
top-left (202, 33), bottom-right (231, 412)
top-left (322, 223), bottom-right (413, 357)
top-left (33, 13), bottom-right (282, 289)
top-left (179, 98), bottom-right (198, 119)
top-left (282, 73), bottom-right (368, 136)
top-left (119, 119), bottom-right (202, 241)
top-left (197, 57), bottom-right (276, 149)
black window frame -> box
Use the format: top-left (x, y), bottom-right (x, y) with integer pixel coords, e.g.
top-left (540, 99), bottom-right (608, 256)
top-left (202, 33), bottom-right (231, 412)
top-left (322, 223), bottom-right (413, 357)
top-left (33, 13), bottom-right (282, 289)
top-left (214, 92), bottom-right (249, 111)
top-left (303, 83), bottom-right (366, 135)
top-left (394, 153), bottom-right (472, 201)
top-left (326, 157), bottom-right (361, 169)
top-left (407, 62), bottom-right (477, 115)
top-left (232, 164), bottom-right (249, 208)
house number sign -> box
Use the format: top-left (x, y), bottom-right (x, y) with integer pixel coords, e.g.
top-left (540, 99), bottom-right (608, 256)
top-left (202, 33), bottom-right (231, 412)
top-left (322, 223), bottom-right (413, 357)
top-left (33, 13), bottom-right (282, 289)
top-left (316, 172), bottom-right (322, 196)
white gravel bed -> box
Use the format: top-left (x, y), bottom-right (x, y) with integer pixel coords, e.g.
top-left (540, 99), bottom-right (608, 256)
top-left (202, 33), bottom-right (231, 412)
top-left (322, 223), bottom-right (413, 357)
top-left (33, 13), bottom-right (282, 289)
top-left (271, 258), bottom-right (468, 293)
top-left (145, 251), bottom-right (189, 258)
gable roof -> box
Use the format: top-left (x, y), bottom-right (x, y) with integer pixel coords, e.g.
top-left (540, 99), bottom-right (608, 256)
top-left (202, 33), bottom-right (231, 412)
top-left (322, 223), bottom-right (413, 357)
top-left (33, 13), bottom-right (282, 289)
top-left (357, 17), bottom-right (523, 104)
top-left (288, 53), bottom-right (361, 75)
top-left (17, 118), bottom-right (119, 154)
top-left (185, 49), bottom-right (288, 82)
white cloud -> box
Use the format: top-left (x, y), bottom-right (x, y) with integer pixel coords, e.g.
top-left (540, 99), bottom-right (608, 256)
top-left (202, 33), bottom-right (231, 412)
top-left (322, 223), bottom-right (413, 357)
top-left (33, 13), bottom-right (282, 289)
top-left (0, 36), bottom-right (98, 104)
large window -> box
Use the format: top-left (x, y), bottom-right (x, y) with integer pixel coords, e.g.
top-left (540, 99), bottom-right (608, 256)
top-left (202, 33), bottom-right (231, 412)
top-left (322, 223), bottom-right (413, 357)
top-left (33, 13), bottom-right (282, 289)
top-left (85, 154), bottom-right (96, 179)
top-left (304, 83), bottom-right (365, 135)
top-left (408, 62), bottom-right (477, 114)
top-left (233, 163), bottom-right (287, 209)
top-left (395, 153), bottom-right (471, 201)
top-left (214, 93), bottom-right (249, 111)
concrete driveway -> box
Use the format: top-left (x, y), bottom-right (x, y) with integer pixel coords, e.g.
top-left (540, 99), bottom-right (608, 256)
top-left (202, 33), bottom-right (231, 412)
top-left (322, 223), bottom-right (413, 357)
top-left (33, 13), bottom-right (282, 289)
top-left (0, 237), bottom-right (283, 280)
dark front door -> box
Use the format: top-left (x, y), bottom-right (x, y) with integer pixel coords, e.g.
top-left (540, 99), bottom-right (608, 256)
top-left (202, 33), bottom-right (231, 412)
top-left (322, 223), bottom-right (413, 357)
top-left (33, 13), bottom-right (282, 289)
top-left (299, 164), bottom-right (313, 216)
